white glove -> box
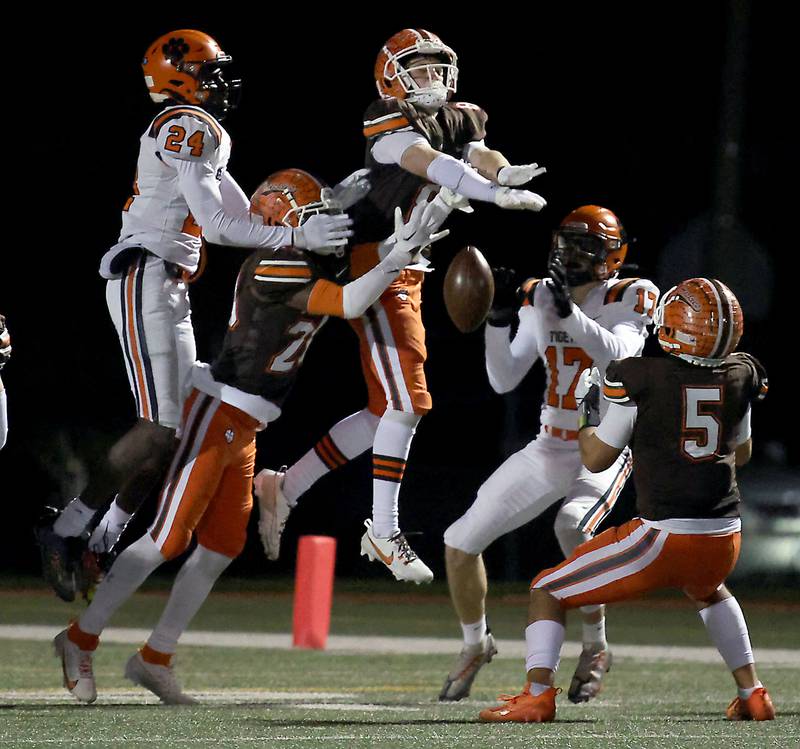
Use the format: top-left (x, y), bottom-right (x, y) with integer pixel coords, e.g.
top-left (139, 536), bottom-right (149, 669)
top-left (293, 213), bottom-right (353, 254)
top-left (494, 187), bottom-right (547, 212)
top-left (574, 367), bottom-right (602, 404)
top-left (329, 168), bottom-right (371, 210)
top-left (497, 163), bottom-right (547, 186)
top-left (384, 205), bottom-right (450, 269)
top-left (437, 186), bottom-right (473, 213)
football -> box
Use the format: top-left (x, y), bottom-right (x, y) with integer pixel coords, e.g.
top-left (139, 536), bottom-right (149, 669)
top-left (443, 246), bottom-right (495, 333)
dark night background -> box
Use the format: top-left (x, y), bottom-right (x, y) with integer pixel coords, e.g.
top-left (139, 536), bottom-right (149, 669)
top-left (1, 4), bottom-right (795, 586)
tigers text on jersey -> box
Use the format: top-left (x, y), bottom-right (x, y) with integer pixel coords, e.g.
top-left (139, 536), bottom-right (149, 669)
top-left (604, 352), bottom-right (768, 521)
top-left (104, 105), bottom-right (231, 277)
top-left (352, 98), bottom-right (487, 246)
top-left (487, 276), bottom-right (659, 444)
top-left (204, 247), bottom-right (338, 425)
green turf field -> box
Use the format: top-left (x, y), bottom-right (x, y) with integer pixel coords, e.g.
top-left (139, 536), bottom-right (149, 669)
top-left (1, 578), bottom-right (798, 748)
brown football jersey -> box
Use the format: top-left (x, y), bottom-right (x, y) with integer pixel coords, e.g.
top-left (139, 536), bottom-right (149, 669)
top-left (604, 352), bottom-right (768, 520)
top-left (210, 246), bottom-right (341, 408)
top-left (352, 98), bottom-right (488, 245)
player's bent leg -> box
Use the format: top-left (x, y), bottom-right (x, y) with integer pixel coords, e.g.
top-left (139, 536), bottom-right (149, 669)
top-left (281, 409), bottom-right (379, 506)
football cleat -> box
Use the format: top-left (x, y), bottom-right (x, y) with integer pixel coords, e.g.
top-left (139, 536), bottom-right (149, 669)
top-left (360, 519), bottom-right (433, 584)
top-left (53, 629), bottom-right (97, 704)
top-left (478, 683), bottom-right (560, 723)
top-left (34, 515), bottom-right (81, 602)
top-left (254, 467), bottom-right (292, 561)
top-left (439, 631), bottom-right (498, 701)
top-left (726, 687), bottom-right (776, 721)
top-left (568, 646), bottom-right (613, 703)
top-left (124, 651), bottom-right (198, 705)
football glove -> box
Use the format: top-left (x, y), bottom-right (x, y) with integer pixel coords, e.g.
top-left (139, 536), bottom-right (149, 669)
top-left (497, 163), bottom-right (547, 186)
top-left (547, 258), bottom-right (574, 318)
top-left (494, 187), bottom-right (546, 212)
top-left (329, 168), bottom-right (371, 210)
top-left (487, 267), bottom-right (521, 327)
top-left (576, 367), bottom-right (602, 431)
top-left (293, 213), bottom-right (354, 254)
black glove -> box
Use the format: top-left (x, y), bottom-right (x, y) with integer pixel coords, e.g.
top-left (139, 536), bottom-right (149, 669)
top-left (578, 383), bottom-right (601, 431)
top-left (488, 267), bottom-right (520, 327)
top-left (547, 259), bottom-right (574, 318)
top-left (0, 315), bottom-right (10, 370)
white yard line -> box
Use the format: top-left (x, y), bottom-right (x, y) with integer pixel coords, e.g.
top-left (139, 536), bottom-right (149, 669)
top-left (1, 624), bottom-right (797, 666)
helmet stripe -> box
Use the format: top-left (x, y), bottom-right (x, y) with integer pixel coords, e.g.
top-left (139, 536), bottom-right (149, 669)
top-left (709, 278), bottom-right (734, 359)
top-left (697, 278), bottom-right (724, 359)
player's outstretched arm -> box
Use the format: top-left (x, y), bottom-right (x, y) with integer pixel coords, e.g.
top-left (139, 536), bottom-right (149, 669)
top-left (399, 142), bottom-right (546, 212)
top-left (466, 141), bottom-right (546, 186)
top-left (292, 205), bottom-right (449, 319)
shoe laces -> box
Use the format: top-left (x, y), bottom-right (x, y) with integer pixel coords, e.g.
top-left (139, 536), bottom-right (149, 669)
top-left (78, 653), bottom-right (93, 678)
top-left (388, 532), bottom-right (418, 563)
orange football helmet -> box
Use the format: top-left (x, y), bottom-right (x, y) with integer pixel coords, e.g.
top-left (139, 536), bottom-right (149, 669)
top-left (250, 169), bottom-right (337, 228)
top-left (142, 30), bottom-right (241, 118)
top-left (549, 205), bottom-right (628, 285)
top-left (375, 29), bottom-right (458, 109)
top-left (655, 278), bottom-right (744, 365)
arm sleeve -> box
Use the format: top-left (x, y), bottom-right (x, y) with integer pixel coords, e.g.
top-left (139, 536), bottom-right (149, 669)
top-left (731, 405), bottom-right (752, 446)
top-left (371, 131), bottom-right (428, 165)
top-left (595, 401), bottom-right (637, 449)
top-left (0, 387), bottom-right (7, 450)
top-left (485, 307), bottom-right (540, 393)
top-left (219, 171), bottom-right (251, 215)
top-left (173, 158), bottom-right (292, 248)
top-left (561, 280), bottom-right (659, 366)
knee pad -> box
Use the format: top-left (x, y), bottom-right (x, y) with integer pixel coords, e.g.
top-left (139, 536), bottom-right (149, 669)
top-left (383, 408), bottom-right (422, 429)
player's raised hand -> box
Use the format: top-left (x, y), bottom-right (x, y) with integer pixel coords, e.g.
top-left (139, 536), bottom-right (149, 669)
top-left (494, 187), bottom-right (546, 212)
top-left (294, 213), bottom-right (354, 254)
top-left (487, 267), bottom-right (521, 327)
top-left (330, 168), bottom-right (371, 210)
top-left (547, 258), bottom-right (574, 318)
top-left (437, 186), bottom-right (474, 213)
top-left (385, 205), bottom-right (450, 268)
top-left (497, 163), bottom-right (547, 186)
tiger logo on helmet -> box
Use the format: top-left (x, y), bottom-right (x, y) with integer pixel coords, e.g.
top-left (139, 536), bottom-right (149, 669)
top-left (655, 278), bottom-right (744, 366)
top-left (374, 29), bottom-right (458, 110)
top-left (549, 205), bottom-right (628, 286)
top-left (142, 29), bottom-right (241, 118)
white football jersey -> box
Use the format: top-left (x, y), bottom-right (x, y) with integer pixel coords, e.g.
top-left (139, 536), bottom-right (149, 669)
top-left (486, 276), bottom-right (660, 446)
top-left (103, 105), bottom-right (231, 276)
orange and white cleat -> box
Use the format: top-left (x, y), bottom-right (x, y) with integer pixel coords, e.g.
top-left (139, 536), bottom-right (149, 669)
top-left (478, 683), bottom-right (560, 723)
top-left (726, 687), bottom-right (775, 721)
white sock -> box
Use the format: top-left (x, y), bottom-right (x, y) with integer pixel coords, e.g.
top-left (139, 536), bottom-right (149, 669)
top-left (88, 498), bottom-right (133, 552)
top-left (581, 612), bottom-right (607, 649)
top-left (53, 498), bottom-right (95, 537)
top-left (738, 682), bottom-right (763, 700)
top-left (147, 545), bottom-right (232, 654)
top-left (371, 410), bottom-right (420, 538)
top-left (699, 596), bottom-right (755, 671)
top-left (79, 533), bottom-right (165, 635)
top-left (530, 682), bottom-right (551, 696)
top-left (525, 620), bottom-right (565, 674)
top-left (461, 616), bottom-right (487, 647)
top-left (283, 409), bottom-right (379, 504)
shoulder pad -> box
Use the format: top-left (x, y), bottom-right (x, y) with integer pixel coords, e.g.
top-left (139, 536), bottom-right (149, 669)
top-left (150, 106), bottom-right (223, 160)
top-left (731, 352), bottom-right (769, 402)
top-left (604, 277), bottom-right (659, 319)
top-left (519, 277), bottom-right (541, 307)
top-left (363, 99), bottom-right (412, 139)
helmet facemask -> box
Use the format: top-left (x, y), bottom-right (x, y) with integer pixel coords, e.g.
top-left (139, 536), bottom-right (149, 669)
top-left (549, 230), bottom-right (612, 286)
top-left (195, 61), bottom-right (241, 119)
top-left (383, 46), bottom-right (458, 110)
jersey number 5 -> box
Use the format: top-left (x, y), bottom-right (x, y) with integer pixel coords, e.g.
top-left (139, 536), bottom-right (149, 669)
top-left (681, 386), bottom-right (723, 460)
top-left (164, 125), bottom-right (205, 157)
top-left (544, 346), bottom-right (593, 410)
